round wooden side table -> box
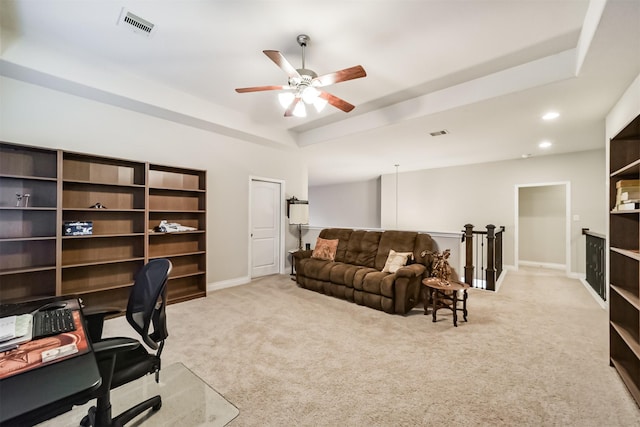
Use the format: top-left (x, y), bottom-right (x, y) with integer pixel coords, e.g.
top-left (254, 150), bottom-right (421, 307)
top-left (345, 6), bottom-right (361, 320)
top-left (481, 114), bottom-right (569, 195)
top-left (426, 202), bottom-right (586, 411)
top-left (422, 277), bottom-right (470, 327)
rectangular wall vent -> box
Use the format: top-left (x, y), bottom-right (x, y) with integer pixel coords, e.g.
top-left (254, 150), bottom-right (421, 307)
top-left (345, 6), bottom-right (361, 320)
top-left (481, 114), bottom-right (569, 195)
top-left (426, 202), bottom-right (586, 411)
top-left (429, 130), bottom-right (449, 137)
top-left (117, 8), bottom-right (156, 37)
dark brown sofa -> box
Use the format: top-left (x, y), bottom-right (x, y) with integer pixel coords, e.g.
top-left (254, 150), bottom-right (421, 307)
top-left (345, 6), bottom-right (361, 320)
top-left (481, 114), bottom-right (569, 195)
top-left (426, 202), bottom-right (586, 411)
top-left (293, 228), bottom-right (437, 314)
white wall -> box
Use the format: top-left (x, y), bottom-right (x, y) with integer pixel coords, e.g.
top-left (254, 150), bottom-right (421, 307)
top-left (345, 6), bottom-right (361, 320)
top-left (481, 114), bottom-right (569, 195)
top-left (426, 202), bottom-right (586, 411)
top-left (308, 178), bottom-right (380, 228)
top-left (380, 149), bottom-right (606, 275)
top-left (0, 76), bottom-right (308, 285)
top-left (606, 73), bottom-right (640, 139)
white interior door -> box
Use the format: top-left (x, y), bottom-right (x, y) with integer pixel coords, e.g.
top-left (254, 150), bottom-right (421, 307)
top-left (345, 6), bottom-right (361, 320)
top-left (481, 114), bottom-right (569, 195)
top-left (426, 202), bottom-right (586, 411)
top-left (251, 179), bottom-right (281, 277)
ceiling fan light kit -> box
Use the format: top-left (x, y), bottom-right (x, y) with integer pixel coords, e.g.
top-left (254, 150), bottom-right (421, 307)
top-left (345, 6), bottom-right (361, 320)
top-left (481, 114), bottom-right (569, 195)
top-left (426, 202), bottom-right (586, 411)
top-left (235, 34), bottom-right (367, 117)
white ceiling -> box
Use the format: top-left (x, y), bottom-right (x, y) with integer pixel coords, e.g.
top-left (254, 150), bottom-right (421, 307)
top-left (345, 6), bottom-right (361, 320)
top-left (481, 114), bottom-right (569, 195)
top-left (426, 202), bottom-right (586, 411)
top-left (1, 0), bottom-right (639, 185)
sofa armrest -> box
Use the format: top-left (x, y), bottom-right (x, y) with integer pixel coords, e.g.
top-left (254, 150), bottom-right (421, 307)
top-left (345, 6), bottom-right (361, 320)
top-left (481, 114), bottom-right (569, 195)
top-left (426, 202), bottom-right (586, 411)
top-left (395, 263), bottom-right (426, 278)
top-left (293, 250), bottom-right (313, 261)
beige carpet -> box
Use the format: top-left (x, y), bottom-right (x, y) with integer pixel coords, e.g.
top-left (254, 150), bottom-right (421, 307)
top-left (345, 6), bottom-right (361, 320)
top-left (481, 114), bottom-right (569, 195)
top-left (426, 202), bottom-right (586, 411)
top-left (97, 267), bottom-right (640, 426)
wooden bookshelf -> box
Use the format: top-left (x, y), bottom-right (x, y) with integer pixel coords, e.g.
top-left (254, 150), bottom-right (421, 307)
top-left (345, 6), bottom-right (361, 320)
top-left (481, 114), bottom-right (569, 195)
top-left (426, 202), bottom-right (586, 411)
top-left (148, 164), bottom-right (207, 302)
top-left (0, 144), bottom-right (59, 300)
top-left (609, 114), bottom-right (640, 406)
top-left (0, 142), bottom-right (207, 309)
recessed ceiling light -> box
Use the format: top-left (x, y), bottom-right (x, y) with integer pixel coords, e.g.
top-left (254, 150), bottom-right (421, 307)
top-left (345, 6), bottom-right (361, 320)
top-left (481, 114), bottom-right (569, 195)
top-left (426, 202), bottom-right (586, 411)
top-left (539, 141), bottom-right (552, 149)
top-left (542, 111), bottom-right (560, 121)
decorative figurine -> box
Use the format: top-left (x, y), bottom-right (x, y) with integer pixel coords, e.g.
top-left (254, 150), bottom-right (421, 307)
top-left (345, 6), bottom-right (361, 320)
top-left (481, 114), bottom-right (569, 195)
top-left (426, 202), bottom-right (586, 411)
top-left (421, 248), bottom-right (452, 284)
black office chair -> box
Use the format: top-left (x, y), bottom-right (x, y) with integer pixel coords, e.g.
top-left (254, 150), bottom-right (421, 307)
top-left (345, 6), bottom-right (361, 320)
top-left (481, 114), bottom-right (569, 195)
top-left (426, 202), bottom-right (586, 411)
top-left (81, 258), bottom-right (172, 427)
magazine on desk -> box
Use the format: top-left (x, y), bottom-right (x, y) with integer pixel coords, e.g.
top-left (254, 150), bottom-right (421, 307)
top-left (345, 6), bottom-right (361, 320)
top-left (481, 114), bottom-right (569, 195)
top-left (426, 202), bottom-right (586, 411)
top-left (0, 310), bottom-right (90, 380)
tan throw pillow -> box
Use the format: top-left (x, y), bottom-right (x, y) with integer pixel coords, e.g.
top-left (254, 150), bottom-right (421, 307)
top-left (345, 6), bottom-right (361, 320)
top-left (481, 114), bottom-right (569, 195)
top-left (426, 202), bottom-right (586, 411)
top-left (312, 237), bottom-right (339, 261)
top-left (382, 249), bottom-right (413, 273)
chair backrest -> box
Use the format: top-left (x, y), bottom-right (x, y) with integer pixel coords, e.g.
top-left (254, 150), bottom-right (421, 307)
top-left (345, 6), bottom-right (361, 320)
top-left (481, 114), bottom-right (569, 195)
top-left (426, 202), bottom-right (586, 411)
top-left (126, 259), bottom-right (172, 350)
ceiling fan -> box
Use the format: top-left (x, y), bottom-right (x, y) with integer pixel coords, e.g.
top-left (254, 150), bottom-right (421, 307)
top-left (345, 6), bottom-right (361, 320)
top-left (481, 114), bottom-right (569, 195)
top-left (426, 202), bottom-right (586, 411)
top-left (235, 34), bottom-right (367, 117)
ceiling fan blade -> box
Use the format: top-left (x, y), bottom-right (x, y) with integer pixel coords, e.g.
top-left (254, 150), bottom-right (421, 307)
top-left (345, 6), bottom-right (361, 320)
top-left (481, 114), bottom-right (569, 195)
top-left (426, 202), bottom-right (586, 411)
top-left (263, 50), bottom-right (301, 79)
top-left (284, 96), bottom-right (302, 117)
top-left (313, 65), bottom-right (367, 87)
top-left (319, 91), bottom-right (355, 113)
top-left (235, 85), bottom-right (288, 93)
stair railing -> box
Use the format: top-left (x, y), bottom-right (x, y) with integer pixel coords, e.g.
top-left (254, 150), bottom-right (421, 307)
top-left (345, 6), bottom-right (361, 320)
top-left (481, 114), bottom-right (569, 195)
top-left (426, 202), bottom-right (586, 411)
top-left (463, 224), bottom-right (505, 291)
top-left (582, 228), bottom-right (606, 301)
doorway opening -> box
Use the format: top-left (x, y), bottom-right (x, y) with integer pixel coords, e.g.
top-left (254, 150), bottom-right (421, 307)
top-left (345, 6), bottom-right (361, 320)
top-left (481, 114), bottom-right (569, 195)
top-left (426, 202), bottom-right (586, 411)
top-left (515, 182), bottom-right (571, 276)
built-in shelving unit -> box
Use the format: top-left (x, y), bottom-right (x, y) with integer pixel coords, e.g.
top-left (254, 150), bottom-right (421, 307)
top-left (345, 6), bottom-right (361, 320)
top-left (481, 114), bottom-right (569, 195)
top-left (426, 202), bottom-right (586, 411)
top-left (61, 152), bottom-right (147, 307)
top-left (148, 164), bottom-right (207, 303)
top-left (0, 144), bottom-right (59, 300)
top-left (0, 142), bottom-right (207, 309)
top-left (609, 114), bottom-right (640, 407)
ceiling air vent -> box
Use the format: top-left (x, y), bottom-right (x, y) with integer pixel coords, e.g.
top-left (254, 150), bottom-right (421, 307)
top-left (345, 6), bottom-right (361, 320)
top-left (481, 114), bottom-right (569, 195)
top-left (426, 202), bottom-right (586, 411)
top-left (117, 8), bottom-right (156, 37)
top-left (429, 130), bottom-right (449, 137)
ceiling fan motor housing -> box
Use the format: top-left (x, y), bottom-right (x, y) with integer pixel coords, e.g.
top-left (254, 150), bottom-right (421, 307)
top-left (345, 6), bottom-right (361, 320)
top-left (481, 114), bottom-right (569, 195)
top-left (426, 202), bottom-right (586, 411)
top-left (289, 68), bottom-right (318, 88)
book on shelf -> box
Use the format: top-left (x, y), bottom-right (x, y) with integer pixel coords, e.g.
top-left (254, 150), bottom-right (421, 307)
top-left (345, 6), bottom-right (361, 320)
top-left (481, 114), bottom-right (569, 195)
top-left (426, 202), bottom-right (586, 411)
top-left (615, 179), bottom-right (640, 189)
top-left (615, 188), bottom-right (640, 206)
top-left (615, 201), bottom-right (640, 211)
top-left (619, 192), bottom-right (640, 202)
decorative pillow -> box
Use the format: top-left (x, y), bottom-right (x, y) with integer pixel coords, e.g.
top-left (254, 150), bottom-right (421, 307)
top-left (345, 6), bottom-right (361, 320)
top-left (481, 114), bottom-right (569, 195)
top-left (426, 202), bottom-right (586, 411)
top-left (312, 237), bottom-right (339, 261)
top-left (381, 249), bottom-right (413, 273)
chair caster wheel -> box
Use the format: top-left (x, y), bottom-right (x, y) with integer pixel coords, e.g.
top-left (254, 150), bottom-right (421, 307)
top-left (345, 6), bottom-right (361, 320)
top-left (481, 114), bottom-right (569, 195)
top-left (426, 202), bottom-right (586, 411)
top-left (152, 401), bottom-right (162, 411)
top-left (80, 406), bottom-right (96, 426)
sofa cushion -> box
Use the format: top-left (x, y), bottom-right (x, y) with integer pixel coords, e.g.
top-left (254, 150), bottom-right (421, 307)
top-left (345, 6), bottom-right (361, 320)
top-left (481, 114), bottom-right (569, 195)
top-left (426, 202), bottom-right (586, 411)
top-left (381, 249), bottom-right (413, 273)
top-left (312, 237), bottom-right (338, 261)
top-left (344, 230), bottom-right (382, 267)
top-left (318, 228), bottom-right (353, 262)
top-left (375, 231), bottom-right (419, 271)
top-left (352, 267), bottom-right (380, 290)
top-left (329, 263), bottom-right (364, 287)
top-left (362, 271), bottom-right (396, 298)
top-left (298, 258), bottom-right (334, 281)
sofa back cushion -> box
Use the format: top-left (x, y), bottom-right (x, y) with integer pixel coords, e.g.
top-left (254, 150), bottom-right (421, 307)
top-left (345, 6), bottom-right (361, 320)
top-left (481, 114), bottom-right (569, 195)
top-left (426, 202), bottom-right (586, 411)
top-left (375, 231), bottom-right (418, 271)
top-left (344, 230), bottom-right (382, 267)
top-left (318, 228), bottom-right (353, 263)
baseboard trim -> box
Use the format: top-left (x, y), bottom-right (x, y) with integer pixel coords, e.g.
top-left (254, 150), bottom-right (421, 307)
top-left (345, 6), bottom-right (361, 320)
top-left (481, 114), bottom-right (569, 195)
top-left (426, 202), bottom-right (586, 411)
top-left (495, 268), bottom-right (509, 292)
top-left (207, 276), bottom-right (251, 292)
top-left (518, 260), bottom-right (566, 270)
top-left (579, 277), bottom-right (607, 309)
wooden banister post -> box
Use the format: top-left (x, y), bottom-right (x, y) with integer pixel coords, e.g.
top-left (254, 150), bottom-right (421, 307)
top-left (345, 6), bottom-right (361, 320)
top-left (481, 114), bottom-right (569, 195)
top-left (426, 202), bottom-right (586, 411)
top-left (464, 224), bottom-right (474, 286)
top-left (486, 224), bottom-right (496, 291)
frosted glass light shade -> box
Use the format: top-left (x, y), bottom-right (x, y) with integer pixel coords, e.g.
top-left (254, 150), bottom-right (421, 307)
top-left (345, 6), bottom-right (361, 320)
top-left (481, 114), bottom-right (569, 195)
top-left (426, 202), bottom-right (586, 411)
top-left (278, 92), bottom-right (295, 108)
top-left (292, 102), bottom-right (306, 117)
top-left (313, 97), bottom-right (328, 112)
top-left (289, 203), bottom-right (309, 225)
top-left (301, 86), bottom-right (320, 104)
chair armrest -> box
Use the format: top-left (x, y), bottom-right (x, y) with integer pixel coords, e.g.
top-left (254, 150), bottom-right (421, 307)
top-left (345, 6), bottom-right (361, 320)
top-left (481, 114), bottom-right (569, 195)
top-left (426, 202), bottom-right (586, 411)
top-left (83, 307), bottom-right (122, 343)
top-left (83, 306), bottom-right (122, 317)
top-left (395, 263), bottom-right (426, 278)
top-left (92, 337), bottom-right (141, 360)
